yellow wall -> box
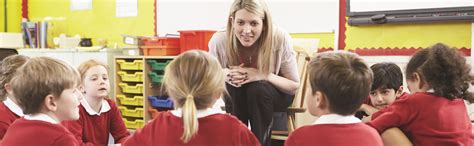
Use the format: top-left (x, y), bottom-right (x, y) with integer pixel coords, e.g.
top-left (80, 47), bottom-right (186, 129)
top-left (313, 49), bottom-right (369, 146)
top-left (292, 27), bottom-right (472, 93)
top-left (345, 22), bottom-right (471, 50)
top-left (1, 0), bottom-right (22, 32)
top-left (290, 33), bottom-right (335, 49)
top-left (28, 0), bottom-right (154, 47)
top-left (0, 0), bottom-right (3, 32)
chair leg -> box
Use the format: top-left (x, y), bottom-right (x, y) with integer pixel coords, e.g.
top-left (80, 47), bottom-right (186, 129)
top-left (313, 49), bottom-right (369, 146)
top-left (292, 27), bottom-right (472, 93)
top-left (287, 114), bottom-right (295, 133)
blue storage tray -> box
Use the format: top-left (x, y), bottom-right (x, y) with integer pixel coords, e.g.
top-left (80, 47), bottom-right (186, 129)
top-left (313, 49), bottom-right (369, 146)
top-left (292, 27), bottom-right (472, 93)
top-left (148, 96), bottom-right (174, 109)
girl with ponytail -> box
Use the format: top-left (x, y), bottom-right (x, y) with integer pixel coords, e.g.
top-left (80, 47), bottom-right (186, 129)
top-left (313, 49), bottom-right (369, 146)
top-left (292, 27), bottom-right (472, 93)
top-left (123, 50), bottom-right (259, 146)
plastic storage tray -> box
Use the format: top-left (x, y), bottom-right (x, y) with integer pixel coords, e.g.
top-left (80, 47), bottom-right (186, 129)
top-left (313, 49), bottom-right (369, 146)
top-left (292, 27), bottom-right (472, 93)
top-left (146, 60), bottom-right (172, 71)
top-left (117, 71), bottom-right (143, 82)
top-left (148, 96), bottom-right (174, 109)
top-left (122, 118), bottom-right (145, 129)
top-left (148, 72), bottom-right (164, 84)
top-left (141, 37), bottom-right (180, 56)
top-left (116, 59), bottom-right (143, 70)
top-left (118, 106), bottom-right (144, 118)
top-left (118, 83), bottom-right (144, 94)
top-left (178, 30), bottom-right (216, 52)
top-left (116, 94), bottom-right (144, 106)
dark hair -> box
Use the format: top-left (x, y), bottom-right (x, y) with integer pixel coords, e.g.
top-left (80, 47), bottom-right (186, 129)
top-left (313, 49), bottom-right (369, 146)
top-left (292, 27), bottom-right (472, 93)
top-left (406, 43), bottom-right (474, 102)
top-left (370, 62), bottom-right (403, 91)
top-left (308, 51), bottom-right (373, 115)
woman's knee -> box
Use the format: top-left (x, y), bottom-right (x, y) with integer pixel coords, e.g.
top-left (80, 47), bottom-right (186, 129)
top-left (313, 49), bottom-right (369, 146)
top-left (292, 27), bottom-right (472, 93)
top-left (245, 81), bottom-right (275, 96)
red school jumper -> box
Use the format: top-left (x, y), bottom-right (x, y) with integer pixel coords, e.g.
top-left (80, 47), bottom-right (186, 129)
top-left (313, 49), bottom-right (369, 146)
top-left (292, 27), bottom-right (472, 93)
top-left (122, 111), bottom-right (260, 146)
top-left (1, 118), bottom-right (78, 146)
top-left (368, 92), bottom-right (472, 146)
top-left (0, 99), bottom-right (22, 139)
top-left (62, 98), bottom-right (130, 145)
top-left (286, 122), bottom-right (383, 146)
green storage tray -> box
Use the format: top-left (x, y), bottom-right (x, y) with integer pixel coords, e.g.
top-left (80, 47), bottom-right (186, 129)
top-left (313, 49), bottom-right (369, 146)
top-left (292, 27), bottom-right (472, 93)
top-left (148, 72), bottom-right (164, 84)
top-left (147, 60), bottom-right (171, 71)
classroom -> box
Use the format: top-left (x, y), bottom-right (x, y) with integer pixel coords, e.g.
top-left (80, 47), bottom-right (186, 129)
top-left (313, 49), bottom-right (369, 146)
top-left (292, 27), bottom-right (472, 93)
top-left (0, 0), bottom-right (473, 145)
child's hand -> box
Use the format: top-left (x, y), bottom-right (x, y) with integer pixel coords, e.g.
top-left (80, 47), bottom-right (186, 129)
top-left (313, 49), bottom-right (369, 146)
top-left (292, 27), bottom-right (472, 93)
top-left (361, 116), bottom-right (372, 122)
top-left (359, 104), bottom-right (379, 115)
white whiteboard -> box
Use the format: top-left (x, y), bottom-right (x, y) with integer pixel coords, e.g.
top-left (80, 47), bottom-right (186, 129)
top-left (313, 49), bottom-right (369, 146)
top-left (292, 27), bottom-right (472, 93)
top-left (350, 0), bottom-right (474, 12)
top-left (156, 0), bottom-right (338, 35)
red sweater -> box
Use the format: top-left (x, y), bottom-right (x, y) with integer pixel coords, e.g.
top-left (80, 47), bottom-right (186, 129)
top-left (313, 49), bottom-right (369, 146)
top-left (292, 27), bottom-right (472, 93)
top-left (122, 111), bottom-right (260, 146)
top-left (0, 102), bottom-right (21, 139)
top-left (0, 118), bottom-right (78, 146)
top-left (368, 92), bottom-right (471, 146)
top-left (62, 99), bottom-right (130, 145)
top-left (285, 123), bottom-right (383, 146)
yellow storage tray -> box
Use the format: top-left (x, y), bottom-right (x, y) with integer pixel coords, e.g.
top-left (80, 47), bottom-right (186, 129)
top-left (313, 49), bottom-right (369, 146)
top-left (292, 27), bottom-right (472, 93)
top-left (122, 118), bottom-right (145, 129)
top-left (118, 106), bottom-right (144, 118)
top-left (116, 94), bottom-right (144, 106)
top-left (116, 59), bottom-right (143, 70)
top-left (117, 71), bottom-right (144, 82)
top-left (118, 83), bottom-right (144, 94)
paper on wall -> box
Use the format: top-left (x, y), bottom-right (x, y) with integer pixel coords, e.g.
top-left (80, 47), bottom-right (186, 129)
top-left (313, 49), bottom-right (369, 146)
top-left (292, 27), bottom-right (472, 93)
top-left (116, 0), bottom-right (138, 17)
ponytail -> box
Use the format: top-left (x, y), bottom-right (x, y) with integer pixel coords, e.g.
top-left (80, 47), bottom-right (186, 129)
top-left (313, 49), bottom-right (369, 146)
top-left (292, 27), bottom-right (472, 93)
top-left (181, 94), bottom-right (198, 143)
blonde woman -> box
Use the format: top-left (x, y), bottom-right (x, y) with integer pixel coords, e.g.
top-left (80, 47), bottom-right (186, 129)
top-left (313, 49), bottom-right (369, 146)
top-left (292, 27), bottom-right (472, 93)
top-left (209, 0), bottom-right (299, 145)
top-left (122, 50), bottom-right (259, 146)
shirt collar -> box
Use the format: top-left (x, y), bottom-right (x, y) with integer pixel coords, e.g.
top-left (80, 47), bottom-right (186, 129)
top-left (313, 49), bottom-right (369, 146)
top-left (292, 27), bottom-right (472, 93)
top-left (313, 114), bottom-right (361, 125)
top-left (24, 113), bottom-right (59, 124)
top-left (171, 108), bottom-right (224, 118)
top-left (3, 96), bottom-right (24, 117)
top-left (80, 98), bottom-right (111, 116)
top-left (426, 89), bottom-right (434, 93)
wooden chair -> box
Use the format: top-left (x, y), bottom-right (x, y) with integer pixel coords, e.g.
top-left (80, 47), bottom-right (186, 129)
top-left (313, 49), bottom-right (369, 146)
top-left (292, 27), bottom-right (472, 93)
top-left (271, 45), bottom-right (312, 140)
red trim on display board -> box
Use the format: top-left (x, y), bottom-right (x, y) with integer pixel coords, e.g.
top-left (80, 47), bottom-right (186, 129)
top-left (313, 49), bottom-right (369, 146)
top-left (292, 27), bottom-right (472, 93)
top-left (351, 47), bottom-right (471, 56)
top-left (338, 0), bottom-right (346, 50)
top-left (22, 0), bottom-right (28, 19)
top-left (154, 0), bottom-right (157, 36)
top-left (317, 47), bottom-right (334, 53)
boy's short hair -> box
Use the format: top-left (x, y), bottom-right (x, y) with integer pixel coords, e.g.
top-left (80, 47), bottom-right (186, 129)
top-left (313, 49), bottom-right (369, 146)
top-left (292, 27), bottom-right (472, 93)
top-left (308, 51), bottom-right (373, 115)
top-left (370, 62), bottom-right (403, 91)
top-left (10, 57), bottom-right (80, 114)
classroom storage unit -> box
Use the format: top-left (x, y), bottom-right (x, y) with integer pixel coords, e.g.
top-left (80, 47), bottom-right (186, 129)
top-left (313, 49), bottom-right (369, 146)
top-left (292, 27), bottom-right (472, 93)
top-left (140, 37), bottom-right (180, 56)
top-left (114, 56), bottom-right (175, 130)
top-left (178, 30), bottom-right (216, 52)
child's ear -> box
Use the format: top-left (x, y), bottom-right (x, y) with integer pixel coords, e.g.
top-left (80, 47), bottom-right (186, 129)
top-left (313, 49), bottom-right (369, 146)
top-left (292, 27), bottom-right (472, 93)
top-left (412, 72), bottom-right (430, 90)
top-left (315, 91), bottom-right (327, 110)
top-left (79, 84), bottom-right (86, 94)
top-left (395, 86), bottom-right (404, 97)
top-left (4, 83), bottom-right (13, 95)
top-left (44, 94), bottom-right (58, 111)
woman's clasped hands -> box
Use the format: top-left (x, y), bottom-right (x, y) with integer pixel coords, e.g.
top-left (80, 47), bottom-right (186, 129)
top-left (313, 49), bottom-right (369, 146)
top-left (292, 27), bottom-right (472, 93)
top-left (225, 64), bottom-right (267, 87)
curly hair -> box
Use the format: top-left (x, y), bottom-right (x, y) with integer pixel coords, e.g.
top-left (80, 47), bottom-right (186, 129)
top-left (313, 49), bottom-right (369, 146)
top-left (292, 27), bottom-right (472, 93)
top-left (406, 43), bottom-right (474, 102)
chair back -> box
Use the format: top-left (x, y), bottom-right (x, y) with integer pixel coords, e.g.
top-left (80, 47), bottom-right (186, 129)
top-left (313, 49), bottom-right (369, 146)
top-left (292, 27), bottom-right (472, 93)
top-left (291, 46), bottom-right (310, 109)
